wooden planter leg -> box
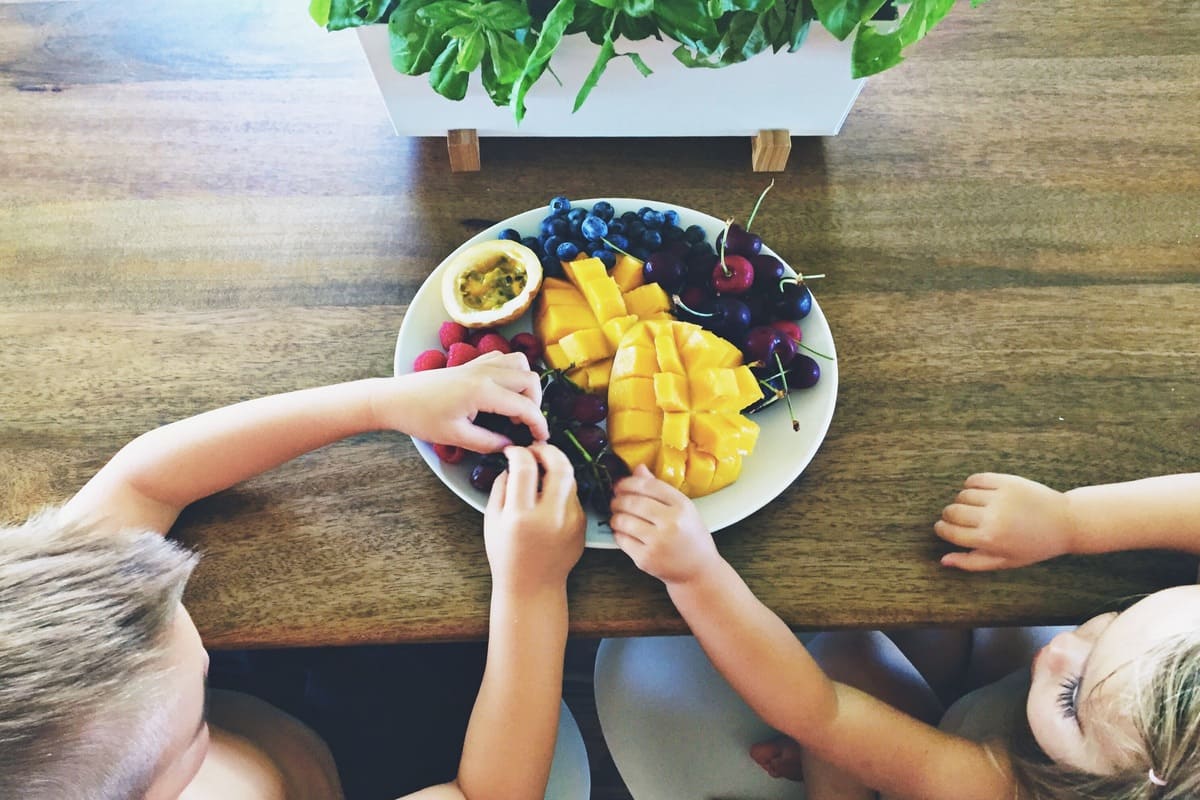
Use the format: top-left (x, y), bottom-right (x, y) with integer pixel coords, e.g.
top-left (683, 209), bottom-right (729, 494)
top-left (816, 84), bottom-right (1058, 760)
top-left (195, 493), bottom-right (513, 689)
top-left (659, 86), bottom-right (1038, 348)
top-left (447, 129), bottom-right (481, 172)
top-left (751, 129), bottom-right (791, 172)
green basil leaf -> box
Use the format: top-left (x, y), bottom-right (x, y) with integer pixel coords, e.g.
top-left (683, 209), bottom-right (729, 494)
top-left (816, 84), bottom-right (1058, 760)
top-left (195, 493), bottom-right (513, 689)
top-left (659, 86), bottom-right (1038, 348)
top-left (617, 12), bottom-right (659, 39)
top-left (417, 1), bottom-right (475, 28)
top-left (850, 21), bottom-right (901, 75)
top-left (486, 29), bottom-right (532, 83)
top-left (514, 0), bottom-right (578, 123)
top-left (653, 0), bottom-right (719, 44)
top-left (849, 0), bottom-right (954, 76)
top-left (430, 39), bottom-right (470, 100)
top-left (573, 35), bottom-right (617, 111)
top-left (708, 0), bottom-right (776, 13)
top-left (619, 0), bottom-right (656, 17)
top-left (589, 0), bottom-right (619, 7)
top-left (812, 0), bottom-right (887, 40)
top-left (309, 0), bottom-right (332, 28)
top-left (325, 0), bottom-right (390, 30)
top-left (458, 28), bottom-right (487, 71)
top-left (622, 50), bottom-right (654, 76)
top-left (480, 1), bottom-right (534, 30)
top-left (788, 14), bottom-right (811, 51)
top-left (481, 55), bottom-right (513, 105)
top-left (388, 0), bottom-right (449, 74)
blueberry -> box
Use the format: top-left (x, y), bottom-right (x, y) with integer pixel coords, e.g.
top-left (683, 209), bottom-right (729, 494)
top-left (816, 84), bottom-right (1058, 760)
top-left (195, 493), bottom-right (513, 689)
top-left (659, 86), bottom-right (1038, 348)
top-left (567, 207), bottom-right (588, 223)
top-left (591, 201), bottom-right (615, 221)
top-left (540, 253), bottom-right (564, 279)
top-left (607, 220), bottom-right (626, 236)
top-left (641, 210), bottom-right (665, 230)
top-left (521, 236), bottom-right (540, 252)
top-left (543, 236), bottom-right (564, 257)
top-left (637, 206), bottom-right (653, 217)
top-left (630, 246), bottom-right (652, 261)
top-left (640, 229), bottom-right (663, 250)
top-left (543, 217), bottom-right (570, 238)
top-left (684, 224), bottom-right (706, 244)
top-left (569, 217), bottom-right (584, 237)
top-left (591, 248), bottom-right (617, 269)
top-left (608, 233), bottom-right (630, 252)
top-left (498, 228), bottom-right (522, 242)
top-left (627, 220), bottom-right (646, 238)
top-left (662, 224), bottom-right (685, 242)
top-left (687, 241), bottom-right (715, 263)
top-left (581, 215), bottom-right (609, 241)
top-left (550, 195), bottom-right (572, 214)
top-left (555, 240), bottom-right (580, 261)
top-left (663, 209), bottom-right (680, 227)
top-left (620, 211), bottom-right (639, 224)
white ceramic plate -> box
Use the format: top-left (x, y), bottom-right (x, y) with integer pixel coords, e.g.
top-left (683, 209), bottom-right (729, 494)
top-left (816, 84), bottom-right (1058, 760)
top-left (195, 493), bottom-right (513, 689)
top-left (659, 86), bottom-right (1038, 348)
top-left (394, 199), bottom-right (838, 548)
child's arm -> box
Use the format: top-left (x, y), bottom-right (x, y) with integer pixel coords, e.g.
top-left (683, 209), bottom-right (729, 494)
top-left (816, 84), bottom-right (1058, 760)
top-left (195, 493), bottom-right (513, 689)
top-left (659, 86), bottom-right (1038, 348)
top-left (62, 353), bottom-right (547, 535)
top-left (610, 466), bottom-right (1010, 800)
top-left (936, 472), bottom-right (1200, 571)
top-left (400, 442), bottom-right (586, 800)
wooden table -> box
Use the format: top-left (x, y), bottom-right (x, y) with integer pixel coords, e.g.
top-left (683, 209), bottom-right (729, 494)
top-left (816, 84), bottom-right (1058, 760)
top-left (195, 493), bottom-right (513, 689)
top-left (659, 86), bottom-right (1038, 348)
top-left (3, 0), bottom-right (1198, 650)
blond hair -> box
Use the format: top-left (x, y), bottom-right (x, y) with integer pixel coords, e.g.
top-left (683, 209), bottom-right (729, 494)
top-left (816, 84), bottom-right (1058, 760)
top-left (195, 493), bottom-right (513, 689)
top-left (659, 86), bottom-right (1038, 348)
top-left (1010, 634), bottom-right (1200, 799)
top-left (0, 508), bottom-right (198, 799)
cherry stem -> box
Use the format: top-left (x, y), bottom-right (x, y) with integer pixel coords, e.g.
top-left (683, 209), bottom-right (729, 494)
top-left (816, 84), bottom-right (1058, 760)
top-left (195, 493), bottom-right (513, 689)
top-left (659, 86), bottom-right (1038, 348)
top-left (799, 342), bottom-right (834, 361)
top-left (719, 216), bottom-right (733, 277)
top-left (745, 179), bottom-right (775, 232)
top-left (774, 352), bottom-right (800, 432)
top-left (673, 294), bottom-right (715, 318)
top-left (562, 428), bottom-right (594, 465)
top-left (602, 236), bottom-right (634, 259)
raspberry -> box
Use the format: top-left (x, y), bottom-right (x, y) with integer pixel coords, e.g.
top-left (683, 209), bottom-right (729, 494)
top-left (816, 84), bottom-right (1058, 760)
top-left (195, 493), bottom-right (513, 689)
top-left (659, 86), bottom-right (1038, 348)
top-left (509, 332), bottom-right (543, 367)
top-left (439, 321), bottom-right (469, 350)
top-left (476, 333), bottom-right (513, 356)
top-left (412, 349), bottom-right (447, 372)
top-left (432, 443), bottom-right (465, 464)
top-left (466, 327), bottom-right (498, 347)
top-left (445, 342), bottom-right (480, 367)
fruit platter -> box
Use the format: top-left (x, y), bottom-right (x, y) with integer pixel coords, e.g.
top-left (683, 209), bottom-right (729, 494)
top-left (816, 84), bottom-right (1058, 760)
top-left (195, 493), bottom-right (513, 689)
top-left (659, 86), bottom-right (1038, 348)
top-left (394, 194), bottom-right (838, 549)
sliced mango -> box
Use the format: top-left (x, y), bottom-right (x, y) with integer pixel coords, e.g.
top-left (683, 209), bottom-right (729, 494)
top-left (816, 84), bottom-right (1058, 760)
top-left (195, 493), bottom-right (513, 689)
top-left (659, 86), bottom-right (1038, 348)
top-left (611, 254), bottom-right (645, 293)
top-left (607, 320), bottom-right (763, 498)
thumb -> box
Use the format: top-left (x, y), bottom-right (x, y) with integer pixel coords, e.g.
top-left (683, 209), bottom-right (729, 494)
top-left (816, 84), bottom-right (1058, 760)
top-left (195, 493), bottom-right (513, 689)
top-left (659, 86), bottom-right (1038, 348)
top-left (940, 551), bottom-right (1011, 572)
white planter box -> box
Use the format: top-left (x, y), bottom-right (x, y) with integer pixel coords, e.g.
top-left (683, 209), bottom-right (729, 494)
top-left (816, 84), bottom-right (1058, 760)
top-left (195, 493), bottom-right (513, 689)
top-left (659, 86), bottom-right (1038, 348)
top-left (356, 26), bottom-right (865, 138)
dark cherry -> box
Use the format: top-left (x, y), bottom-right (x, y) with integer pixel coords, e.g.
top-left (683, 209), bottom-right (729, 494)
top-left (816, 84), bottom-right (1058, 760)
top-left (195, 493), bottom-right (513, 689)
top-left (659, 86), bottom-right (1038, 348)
top-left (750, 254), bottom-right (787, 292)
top-left (772, 281), bottom-right (813, 320)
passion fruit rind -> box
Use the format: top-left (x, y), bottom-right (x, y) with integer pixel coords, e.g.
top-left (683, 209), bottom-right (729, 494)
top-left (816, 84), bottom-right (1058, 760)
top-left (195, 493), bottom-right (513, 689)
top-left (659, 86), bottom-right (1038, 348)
top-left (441, 240), bottom-right (543, 329)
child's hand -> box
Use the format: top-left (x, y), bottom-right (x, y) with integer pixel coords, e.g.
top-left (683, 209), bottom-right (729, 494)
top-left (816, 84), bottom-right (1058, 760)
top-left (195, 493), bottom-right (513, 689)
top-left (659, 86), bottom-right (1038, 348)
top-left (935, 472), bottom-right (1075, 571)
top-left (379, 352), bottom-right (549, 452)
top-left (610, 465), bottom-right (719, 585)
top-left (484, 442), bottom-right (585, 595)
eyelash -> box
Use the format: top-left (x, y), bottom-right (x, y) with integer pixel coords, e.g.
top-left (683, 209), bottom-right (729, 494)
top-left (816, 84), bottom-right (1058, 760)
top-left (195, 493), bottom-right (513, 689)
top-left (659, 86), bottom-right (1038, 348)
top-left (1057, 675), bottom-right (1081, 720)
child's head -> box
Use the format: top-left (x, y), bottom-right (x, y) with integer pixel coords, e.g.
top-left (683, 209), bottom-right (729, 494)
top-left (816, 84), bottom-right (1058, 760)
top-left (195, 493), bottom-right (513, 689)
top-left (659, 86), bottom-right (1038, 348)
top-left (1013, 584), bottom-right (1200, 798)
top-left (0, 509), bottom-right (208, 800)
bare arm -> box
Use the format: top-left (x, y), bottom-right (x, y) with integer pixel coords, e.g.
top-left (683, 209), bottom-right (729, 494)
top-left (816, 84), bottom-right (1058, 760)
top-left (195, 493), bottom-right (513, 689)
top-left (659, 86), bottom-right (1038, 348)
top-left (401, 443), bottom-right (585, 800)
top-left (612, 467), bottom-right (1010, 800)
top-left (62, 353), bottom-right (546, 534)
top-left (937, 472), bottom-right (1200, 571)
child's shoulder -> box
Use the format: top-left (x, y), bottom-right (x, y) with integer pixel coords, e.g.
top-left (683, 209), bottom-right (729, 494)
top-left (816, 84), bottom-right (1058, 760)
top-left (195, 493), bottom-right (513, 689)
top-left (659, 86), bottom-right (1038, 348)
top-left (940, 669), bottom-right (1029, 745)
top-left (195, 689), bottom-right (344, 800)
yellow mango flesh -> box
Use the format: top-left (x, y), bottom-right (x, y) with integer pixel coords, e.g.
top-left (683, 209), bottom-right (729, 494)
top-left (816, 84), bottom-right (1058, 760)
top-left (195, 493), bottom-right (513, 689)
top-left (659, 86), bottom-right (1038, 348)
top-left (606, 320), bottom-right (763, 498)
top-left (532, 253), bottom-right (668, 394)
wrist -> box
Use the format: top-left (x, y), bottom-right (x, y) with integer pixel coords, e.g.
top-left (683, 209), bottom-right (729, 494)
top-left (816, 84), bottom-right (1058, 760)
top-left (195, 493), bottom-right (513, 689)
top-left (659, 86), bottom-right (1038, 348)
top-left (665, 554), bottom-right (731, 598)
top-left (1060, 489), bottom-right (1096, 555)
top-left (491, 576), bottom-right (569, 607)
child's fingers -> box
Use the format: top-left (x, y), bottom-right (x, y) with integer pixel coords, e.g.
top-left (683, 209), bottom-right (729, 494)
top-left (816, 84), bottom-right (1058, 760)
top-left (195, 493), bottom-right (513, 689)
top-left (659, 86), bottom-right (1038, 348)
top-left (963, 472), bottom-right (1005, 490)
top-left (615, 465), bottom-right (685, 506)
top-left (610, 492), bottom-right (670, 526)
top-left (933, 519), bottom-right (981, 548)
top-left (940, 503), bottom-right (982, 529)
top-left (527, 442), bottom-right (575, 506)
top-left (454, 423), bottom-right (512, 454)
top-left (613, 530), bottom-right (647, 562)
top-left (481, 390), bottom-right (549, 441)
top-left (486, 470), bottom-right (508, 515)
top-left (953, 488), bottom-right (993, 508)
top-left (482, 355), bottom-right (543, 401)
top-left (940, 550), bottom-right (1010, 572)
top-left (609, 512), bottom-right (652, 543)
top-left (503, 447), bottom-right (538, 509)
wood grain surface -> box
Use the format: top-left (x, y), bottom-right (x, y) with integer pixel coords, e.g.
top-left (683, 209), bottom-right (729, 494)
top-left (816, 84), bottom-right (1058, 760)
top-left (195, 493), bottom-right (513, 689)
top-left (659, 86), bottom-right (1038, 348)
top-left (2, 0), bottom-right (1198, 652)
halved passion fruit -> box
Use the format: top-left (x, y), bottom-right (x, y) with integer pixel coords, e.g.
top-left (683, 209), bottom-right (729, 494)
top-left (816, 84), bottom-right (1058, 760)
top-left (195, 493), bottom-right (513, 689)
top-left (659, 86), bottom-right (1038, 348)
top-left (441, 240), bottom-right (543, 329)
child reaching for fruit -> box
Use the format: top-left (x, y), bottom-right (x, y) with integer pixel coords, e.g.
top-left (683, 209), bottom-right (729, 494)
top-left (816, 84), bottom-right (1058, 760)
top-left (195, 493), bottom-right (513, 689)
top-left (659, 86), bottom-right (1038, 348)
top-left (605, 466), bottom-right (1200, 800)
top-left (1, 351), bottom-right (589, 800)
